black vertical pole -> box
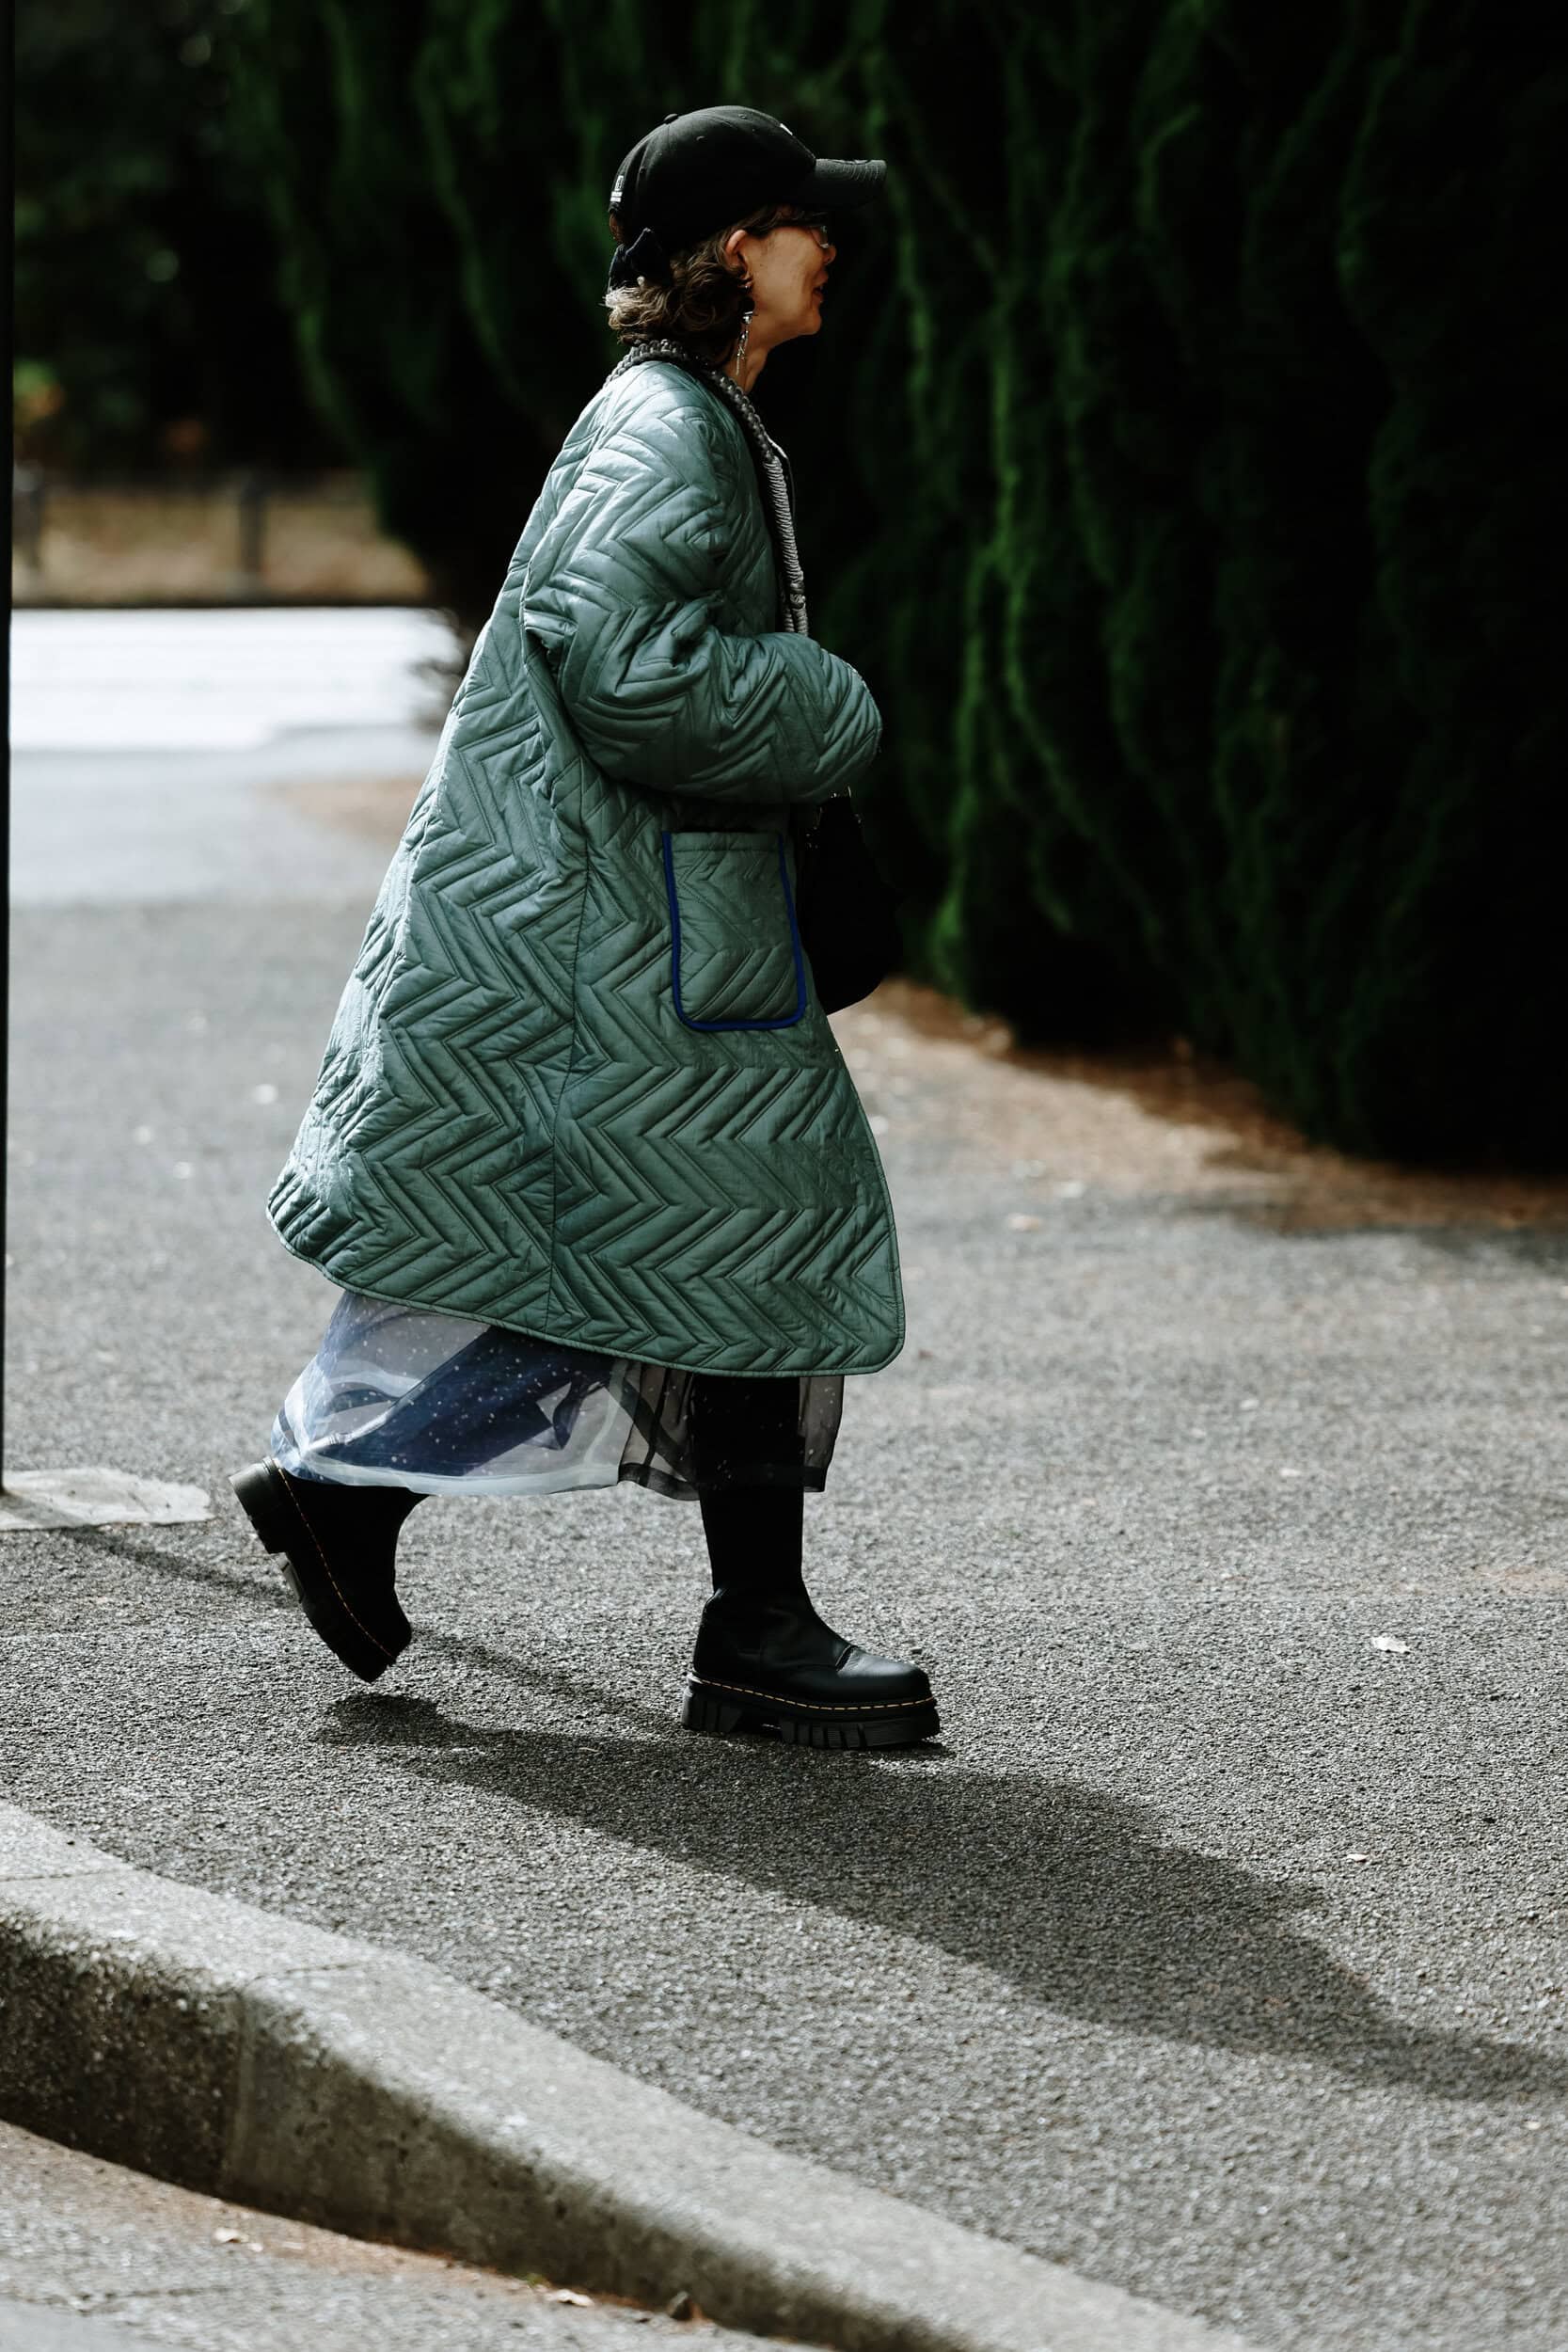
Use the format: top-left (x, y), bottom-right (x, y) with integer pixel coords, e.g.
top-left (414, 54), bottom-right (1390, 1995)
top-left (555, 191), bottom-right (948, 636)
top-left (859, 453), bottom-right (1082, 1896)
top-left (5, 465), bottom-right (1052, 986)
top-left (1, 0), bottom-right (14, 1490)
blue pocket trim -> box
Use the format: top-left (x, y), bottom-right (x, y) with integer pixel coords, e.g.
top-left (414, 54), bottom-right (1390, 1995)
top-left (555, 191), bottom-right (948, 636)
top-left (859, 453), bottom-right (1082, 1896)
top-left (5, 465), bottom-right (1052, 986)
top-left (661, 829), bottom-right (809, 1032)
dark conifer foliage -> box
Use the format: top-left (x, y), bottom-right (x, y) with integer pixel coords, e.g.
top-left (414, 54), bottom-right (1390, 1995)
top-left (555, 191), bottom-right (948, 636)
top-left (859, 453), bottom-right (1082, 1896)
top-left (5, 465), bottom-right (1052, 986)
top-left (13, 0), bottom-right (333, 473)
top-left (230, 0), bottom-right (1568, 1162)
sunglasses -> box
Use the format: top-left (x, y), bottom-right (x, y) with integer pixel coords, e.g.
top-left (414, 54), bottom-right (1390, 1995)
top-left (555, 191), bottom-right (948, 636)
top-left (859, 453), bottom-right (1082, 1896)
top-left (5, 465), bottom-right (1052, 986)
top-left (774, 208), bottom-right (832, 249)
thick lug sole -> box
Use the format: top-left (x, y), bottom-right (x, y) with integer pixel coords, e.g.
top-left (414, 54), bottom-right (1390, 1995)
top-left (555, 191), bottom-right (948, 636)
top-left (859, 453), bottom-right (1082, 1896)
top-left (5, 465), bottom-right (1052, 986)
top-left (230, 1459), bottom-right (406, 1684)
top-left (680, 1676), bottom-right (940, 1751)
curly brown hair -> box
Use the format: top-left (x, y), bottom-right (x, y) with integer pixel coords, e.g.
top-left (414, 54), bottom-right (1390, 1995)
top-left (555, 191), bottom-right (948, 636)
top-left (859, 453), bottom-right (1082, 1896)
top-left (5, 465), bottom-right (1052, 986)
top-left (603, 199), bottom-right (808, 369)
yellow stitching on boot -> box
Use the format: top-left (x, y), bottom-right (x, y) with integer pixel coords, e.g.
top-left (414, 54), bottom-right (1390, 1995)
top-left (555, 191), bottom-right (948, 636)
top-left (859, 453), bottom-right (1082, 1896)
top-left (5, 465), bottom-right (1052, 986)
top-left (276, 1467), bottom-right (396, 1663)
top-left (690, 1677), bottom-right (933, 1713)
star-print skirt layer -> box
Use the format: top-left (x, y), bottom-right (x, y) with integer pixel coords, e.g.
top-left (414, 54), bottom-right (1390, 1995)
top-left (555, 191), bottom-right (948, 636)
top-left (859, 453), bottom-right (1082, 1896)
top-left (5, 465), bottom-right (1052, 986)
top-left (270, 1289), bottom-right (846, 1502)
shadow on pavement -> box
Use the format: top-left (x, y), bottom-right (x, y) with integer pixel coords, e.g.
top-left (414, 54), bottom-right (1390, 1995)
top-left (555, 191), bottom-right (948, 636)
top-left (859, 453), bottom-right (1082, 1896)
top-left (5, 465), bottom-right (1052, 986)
top-left (45, 1522), bottom-right (1566, 2109)
top-left (322, 1689), bottom-right (1565, 2107)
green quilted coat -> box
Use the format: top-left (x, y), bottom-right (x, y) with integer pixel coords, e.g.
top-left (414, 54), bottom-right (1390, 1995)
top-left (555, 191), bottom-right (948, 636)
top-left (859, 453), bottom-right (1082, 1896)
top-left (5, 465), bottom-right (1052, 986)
top-left (266, 358), bottom-right (904, 1377)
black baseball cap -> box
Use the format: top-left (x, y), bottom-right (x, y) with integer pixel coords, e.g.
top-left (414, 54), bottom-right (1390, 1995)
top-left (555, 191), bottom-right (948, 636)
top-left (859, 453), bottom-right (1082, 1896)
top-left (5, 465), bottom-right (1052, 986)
top-left (608, 103), bottom-right (885, 289)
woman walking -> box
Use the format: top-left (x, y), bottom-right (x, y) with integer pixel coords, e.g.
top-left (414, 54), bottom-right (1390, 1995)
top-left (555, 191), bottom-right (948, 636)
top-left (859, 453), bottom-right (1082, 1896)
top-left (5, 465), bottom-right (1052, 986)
top-left (233, 104), bottom-right (938, 1752)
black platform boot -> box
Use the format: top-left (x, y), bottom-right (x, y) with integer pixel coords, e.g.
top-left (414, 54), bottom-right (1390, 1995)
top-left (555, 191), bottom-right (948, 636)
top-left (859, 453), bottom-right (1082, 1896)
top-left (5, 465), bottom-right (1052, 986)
top-left (679, 1375), bottom-right (939, 1751)
top-left (230, 1458), bottom-right (425, 1682)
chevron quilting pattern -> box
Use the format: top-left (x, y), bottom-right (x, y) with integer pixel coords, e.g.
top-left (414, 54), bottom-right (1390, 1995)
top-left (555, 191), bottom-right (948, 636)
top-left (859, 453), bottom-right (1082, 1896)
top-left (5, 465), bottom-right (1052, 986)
top-left (267, 361), bottom-right (903, 1376)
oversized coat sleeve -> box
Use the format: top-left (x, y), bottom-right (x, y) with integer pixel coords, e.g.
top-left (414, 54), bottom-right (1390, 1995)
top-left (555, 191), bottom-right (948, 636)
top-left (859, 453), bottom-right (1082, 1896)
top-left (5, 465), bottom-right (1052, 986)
top-left (520, 402), bottom-right (882, 805)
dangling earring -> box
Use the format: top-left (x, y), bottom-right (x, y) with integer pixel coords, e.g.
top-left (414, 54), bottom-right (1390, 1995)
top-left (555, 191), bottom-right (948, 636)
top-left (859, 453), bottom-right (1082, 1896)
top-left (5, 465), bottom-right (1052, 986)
top-left (731, 278), bottom-right (753, 384)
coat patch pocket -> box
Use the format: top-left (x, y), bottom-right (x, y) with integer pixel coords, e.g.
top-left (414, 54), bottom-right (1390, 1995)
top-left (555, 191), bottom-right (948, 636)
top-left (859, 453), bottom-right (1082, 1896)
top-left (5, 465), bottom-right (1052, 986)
top-left (661, 829), bottom-right (808, 1031)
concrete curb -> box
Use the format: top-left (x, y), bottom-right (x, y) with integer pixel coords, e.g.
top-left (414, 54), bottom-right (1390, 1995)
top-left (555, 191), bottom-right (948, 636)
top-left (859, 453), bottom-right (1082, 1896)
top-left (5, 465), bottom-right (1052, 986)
top-left (0, 1807), bottom-right (1249, 2352)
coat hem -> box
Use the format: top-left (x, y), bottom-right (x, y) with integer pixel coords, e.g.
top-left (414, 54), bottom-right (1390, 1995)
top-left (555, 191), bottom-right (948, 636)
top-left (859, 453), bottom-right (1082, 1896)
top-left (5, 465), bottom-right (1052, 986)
top-left (262, 1207), bottom-right (905, 1380)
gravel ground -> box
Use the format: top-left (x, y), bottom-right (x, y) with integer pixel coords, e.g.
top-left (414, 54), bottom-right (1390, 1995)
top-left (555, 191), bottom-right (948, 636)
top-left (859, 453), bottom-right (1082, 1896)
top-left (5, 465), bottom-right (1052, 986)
top-left (4, 669), bottom-right (1567, 2351)
top-left (0, 2122), bottom-right (764, 2349)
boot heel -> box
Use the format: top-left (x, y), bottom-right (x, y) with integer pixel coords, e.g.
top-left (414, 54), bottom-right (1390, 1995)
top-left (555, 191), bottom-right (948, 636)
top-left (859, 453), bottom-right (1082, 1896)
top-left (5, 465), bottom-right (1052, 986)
top-left (680, 1682), bottom-right (746, 1737)
top-left (230, 1460), bottom-right (293, 1553)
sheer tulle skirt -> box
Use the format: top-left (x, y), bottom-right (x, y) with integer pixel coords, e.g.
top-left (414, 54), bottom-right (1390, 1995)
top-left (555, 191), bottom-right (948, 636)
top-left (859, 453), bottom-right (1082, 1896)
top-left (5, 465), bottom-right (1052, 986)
top-left (270, 1288), bottom-right (845, 1502)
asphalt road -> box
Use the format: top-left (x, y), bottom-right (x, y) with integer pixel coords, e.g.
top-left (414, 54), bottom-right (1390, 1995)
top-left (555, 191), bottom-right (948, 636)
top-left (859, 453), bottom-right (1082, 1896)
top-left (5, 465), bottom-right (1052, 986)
top-left (0, 2121), bottom-right (762, 2348)
top-left (4, 612), bottom-right (1566, 2351)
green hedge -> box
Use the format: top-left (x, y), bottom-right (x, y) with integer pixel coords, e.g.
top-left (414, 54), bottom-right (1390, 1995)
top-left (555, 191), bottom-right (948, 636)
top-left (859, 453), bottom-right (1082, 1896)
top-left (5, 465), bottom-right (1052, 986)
top-left (232, 0), bottom-right (1568, 1163)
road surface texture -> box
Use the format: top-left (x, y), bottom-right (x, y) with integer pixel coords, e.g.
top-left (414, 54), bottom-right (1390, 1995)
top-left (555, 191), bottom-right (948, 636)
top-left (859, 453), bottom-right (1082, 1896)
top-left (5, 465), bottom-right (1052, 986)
top-left (0, 2119), bottom-right (764, 2348)
top-left (4, 612), bottom-right (1566, 2350)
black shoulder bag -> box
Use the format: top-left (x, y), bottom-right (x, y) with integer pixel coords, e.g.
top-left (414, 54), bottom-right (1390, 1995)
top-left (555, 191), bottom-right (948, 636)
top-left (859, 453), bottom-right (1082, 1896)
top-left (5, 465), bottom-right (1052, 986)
top-left (792, 794), bottom-right (903, 1015)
